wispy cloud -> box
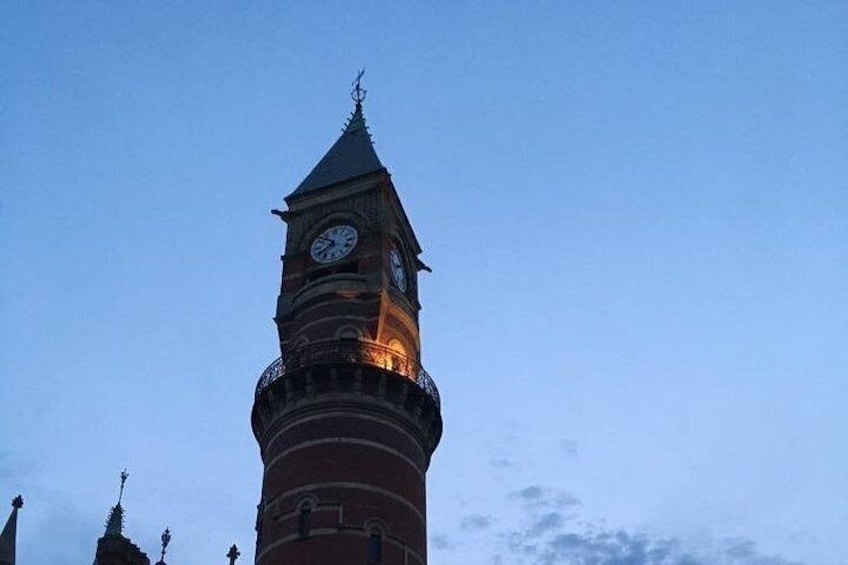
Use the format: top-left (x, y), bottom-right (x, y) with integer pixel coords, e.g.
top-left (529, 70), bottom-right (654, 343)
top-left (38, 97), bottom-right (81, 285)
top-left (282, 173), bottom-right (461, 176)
top-left (490, 458), bottom-right (514, 469)
top-left (461, 514), bottom-right (494, 531)
top-left (527, 512), bottom-right (565, 537)
top-left (516, 486), bottom-right (546, 502)
top-left (512, 486), bottom-right (581, 512)
top-left (560, 439), bottom-right (578, 459)
top-left (496, 487), bottom-right (802, 565)
top-left (499, 526), bottom-right (803, 565)
top-left (433, 484), bottom-right (801, 565)
top-left (431, 533), bottom-right (455, 550)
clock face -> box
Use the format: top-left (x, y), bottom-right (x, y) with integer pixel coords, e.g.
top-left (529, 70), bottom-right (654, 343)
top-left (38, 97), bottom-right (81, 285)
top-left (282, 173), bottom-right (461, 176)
top-left (310, 224), bottom-right (359, 264)
top-left (389, 245), bottom-right (407, 292)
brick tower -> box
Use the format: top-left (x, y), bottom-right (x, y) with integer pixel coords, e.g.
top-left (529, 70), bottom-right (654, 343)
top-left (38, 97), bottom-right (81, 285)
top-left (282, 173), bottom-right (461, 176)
top-left (251, 80), bottom-right (442, 565)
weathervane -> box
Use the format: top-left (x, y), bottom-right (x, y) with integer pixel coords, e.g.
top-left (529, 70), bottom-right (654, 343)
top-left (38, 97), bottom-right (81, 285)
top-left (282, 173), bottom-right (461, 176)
top-left (159, 527), bottom-right (171, 563)
top-left (118, 468), bottom-right (129, 504)
top-left (351, 68), bottom-right (367, 108)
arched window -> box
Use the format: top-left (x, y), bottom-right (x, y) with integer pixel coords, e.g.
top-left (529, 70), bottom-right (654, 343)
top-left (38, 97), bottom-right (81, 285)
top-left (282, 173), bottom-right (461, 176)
top-left (386, 339), bottom-right (408, 374)
top-left (298, 502), bottom-right (312, 538)
top-left (387, 338), bottom-right (406, 356)
top-left (337, 326), bottom-right (361, 341)
top-left (367, 528), bottom-right (383, 564)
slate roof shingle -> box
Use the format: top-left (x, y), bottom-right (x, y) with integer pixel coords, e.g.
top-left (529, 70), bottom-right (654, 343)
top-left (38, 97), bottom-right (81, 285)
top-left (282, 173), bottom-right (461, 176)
top-left (289, 104), bottom-right (384, 198)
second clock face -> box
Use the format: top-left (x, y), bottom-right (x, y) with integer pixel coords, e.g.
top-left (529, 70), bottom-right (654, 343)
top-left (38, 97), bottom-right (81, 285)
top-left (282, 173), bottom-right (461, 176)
top-left (389, 245), bottom-right (407, 292)
top-left (310, 224), bottom-right (359, 264)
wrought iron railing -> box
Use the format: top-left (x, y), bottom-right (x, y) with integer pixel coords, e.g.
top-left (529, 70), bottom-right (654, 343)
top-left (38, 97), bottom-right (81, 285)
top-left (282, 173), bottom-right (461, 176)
top-left (255, 340), bottom-right (440, 410)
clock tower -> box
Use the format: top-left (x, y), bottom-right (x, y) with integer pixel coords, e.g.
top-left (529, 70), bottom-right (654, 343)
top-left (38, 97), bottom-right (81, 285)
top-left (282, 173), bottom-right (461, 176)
top-left (251, 80), bottom-right (442, 565)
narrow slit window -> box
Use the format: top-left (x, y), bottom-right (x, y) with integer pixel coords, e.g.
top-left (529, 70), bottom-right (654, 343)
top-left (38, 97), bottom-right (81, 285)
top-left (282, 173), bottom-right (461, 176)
top-left (367, 530), bottom-right (383, 564)
top-left (298, 503), bottom-right (312, 538)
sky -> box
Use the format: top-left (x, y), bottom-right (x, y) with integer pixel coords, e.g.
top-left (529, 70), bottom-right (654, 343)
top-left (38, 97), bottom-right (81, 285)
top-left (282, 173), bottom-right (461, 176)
top-left (1, 1), bottom-right (846, 564)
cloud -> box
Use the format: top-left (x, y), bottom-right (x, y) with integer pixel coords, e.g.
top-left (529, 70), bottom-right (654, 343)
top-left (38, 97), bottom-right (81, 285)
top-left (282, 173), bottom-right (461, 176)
top-left (515, 486), bottom-right (546, 502)
top-left (512, 486), bottom-right (581, 512)
top-left (431, 533), bottom-right (455, 550)
top-left (499, 524), bottom-right (802, 565)
top-left (436, 484), bottom-right (801, 565)
top-left (527, 512), bottom-right (565, 537)
top-left (490, 458), bottom-right (514, 469)
top-left (560, 440), bottom-right (578, 459)
top-left (492, 486), bottom-right (802, 565)
top-left (461, 514), bottom-right (494, 531)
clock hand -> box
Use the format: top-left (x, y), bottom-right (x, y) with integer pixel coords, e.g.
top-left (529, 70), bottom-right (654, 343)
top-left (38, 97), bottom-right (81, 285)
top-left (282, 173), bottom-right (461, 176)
top-left (315, 239), bottom-right (334, 254)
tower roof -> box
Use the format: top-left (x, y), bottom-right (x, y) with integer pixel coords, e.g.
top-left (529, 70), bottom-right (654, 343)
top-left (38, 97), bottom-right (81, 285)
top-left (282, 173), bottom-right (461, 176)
top-left (287, 102), bottom-right (384, 199)
top-left (0, 496), bottom-right (23, 565)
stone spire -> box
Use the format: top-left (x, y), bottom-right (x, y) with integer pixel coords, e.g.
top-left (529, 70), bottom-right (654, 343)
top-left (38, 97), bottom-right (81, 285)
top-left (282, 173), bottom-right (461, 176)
top-left (0, 496), bottom-right (23, 565)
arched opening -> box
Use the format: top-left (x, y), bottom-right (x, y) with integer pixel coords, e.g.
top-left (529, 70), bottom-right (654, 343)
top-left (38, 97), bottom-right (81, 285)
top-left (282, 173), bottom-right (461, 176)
top-left (386, 338), bottom-right (408, 374)
top-left (337, 326), bottom-right (362, 341)
top-left (298, 502), bottom-right (312, 538)
top-left (367, 528), bottom-right (383, 564)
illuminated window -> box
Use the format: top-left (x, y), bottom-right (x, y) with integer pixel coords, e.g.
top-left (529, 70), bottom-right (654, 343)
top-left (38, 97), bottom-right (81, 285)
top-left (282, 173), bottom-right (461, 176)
top-left (386, 339), bottom-right (408, 374)
top-left (387, 339), bottom-right (406, 356)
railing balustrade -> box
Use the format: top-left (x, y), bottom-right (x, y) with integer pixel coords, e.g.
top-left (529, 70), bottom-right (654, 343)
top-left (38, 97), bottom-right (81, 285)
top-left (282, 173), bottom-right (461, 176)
top-left (255, 340), bottom-right (440, 410)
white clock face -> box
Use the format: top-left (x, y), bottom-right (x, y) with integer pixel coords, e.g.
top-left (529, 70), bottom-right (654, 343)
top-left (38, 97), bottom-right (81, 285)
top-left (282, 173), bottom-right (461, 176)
top-left (389, 245), bottom-right (407, 291)
top-left (310, 224), bottom-right (359, 264)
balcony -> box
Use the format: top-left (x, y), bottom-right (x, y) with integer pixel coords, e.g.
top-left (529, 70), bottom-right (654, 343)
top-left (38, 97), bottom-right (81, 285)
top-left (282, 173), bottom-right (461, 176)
top-left (255, 340), bottom-right (441, 411)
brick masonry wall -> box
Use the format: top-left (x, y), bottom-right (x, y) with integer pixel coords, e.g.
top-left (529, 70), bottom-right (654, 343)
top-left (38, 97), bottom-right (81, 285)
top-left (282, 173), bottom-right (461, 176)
top-left (252, 364), bottom-right (441, 565)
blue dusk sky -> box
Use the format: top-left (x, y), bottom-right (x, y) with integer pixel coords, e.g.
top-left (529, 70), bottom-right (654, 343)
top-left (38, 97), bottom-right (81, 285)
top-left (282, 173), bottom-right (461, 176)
top-left (1, 2), bottom-right (846, 564)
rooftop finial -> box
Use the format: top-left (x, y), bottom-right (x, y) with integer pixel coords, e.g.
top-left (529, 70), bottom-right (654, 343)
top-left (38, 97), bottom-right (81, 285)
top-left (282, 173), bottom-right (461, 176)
top-left (104, 469), bottom-right (129, 536)
top-left (11, 496), bottom-right (22, 510)
top-left (156, 527), bottom-right (171, 564)
top-left (227, 544), bottom-right (240, 565)
top-left (117, 469), bottom-right (129, 504)
top-left (351, 68), bottom-right (366, 109)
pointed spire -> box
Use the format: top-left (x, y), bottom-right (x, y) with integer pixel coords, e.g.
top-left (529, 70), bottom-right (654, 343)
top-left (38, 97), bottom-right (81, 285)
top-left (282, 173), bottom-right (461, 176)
top-left (288, 71), bottom-right (384, 199)
top-left (0, 496), bottom-right (23, 565)
top-left (104, 504), bottom-right (124, 537)
top-left (104, 470), bottom-right (129, 537)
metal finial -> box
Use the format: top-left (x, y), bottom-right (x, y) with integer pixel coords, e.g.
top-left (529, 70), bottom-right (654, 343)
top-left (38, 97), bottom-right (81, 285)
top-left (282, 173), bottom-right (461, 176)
top-left (118, 468), bottom-right (129, 504)
top-left (351, 68), bottom-right (367, 108)
top-left (227, 544), bottom-right (240, 565)
top-left (158, 527), bottom-right (171, 562)
top-left (11, 495), bottom-right (23, 509)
